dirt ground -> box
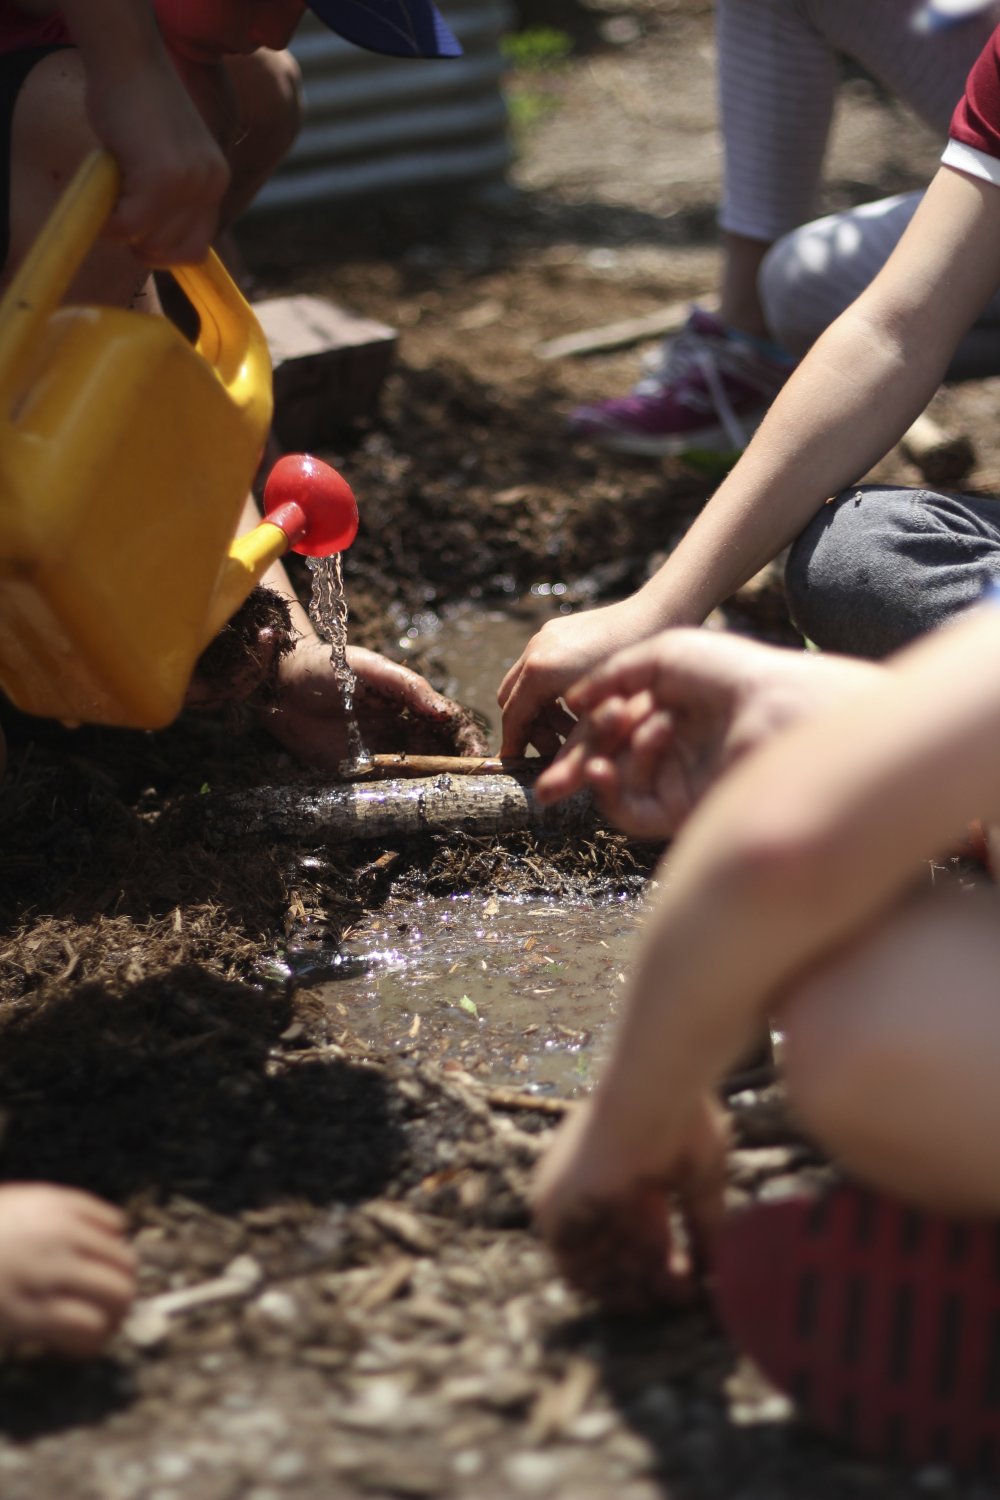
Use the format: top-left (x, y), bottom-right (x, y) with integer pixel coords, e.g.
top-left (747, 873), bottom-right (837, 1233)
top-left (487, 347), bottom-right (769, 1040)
top-left (2, 2), bottom-right (999, 1495)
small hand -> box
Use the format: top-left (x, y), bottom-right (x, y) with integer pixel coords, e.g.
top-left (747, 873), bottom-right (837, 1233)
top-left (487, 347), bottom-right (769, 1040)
top-left (261, 637), bottom-right (489, 770)
top-left (0, 1184), bottom-right (136, 1359)
top-left (497, 600), bottom-right (649, 758)
top-left (534, 629), bottom-right (882, 837)
top-left (89, 47), bottom-right (230, 264)
top-left (532, 1096), bottom-right (728, 1313)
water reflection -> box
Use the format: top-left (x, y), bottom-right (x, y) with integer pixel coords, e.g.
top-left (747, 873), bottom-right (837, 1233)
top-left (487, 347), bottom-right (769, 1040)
top-left (305, 893), bottom-right (647, 1096)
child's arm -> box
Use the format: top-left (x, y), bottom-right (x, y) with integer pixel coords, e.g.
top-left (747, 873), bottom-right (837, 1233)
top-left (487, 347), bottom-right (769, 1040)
top-left (59, 0), bottom-right (229, 264)
top-left (500, 164), bottom-right (1000, 755)
top-left (534, 601), bottom-right (1000, 1300)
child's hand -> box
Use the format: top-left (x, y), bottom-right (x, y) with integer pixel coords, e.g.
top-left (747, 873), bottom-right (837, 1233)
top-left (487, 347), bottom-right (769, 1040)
top-left (0, 1184), bottom-right (136, 1358)
top-left (532, 1095), bottom-right (728, 1312)
top-left (534, 629), bottom-right (881, 837)
top-left (86, 37), bottom-right (230, 264)
top-left (498, 599), bottom-right (656, 758)
top-left (260, 637), bottom-right (489, 770)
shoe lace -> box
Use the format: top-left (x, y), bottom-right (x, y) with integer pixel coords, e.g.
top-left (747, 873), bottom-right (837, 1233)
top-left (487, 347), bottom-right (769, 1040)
top-left (636, 326), bottom-right (750, 450)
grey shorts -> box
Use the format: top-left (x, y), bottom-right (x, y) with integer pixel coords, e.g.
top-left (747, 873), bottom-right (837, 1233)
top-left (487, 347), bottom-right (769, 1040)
top-left (785, 483), bottom-right (1000, 657)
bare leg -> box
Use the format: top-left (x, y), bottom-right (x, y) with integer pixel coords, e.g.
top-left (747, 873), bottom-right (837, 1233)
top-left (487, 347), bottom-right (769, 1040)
top-left (3, 48), bottom-right (151, 305)
top-left (0, 1184), bottom-right (136, 1358)
top-left (220, 48), bottom-right (302, 226)
top-left (718, 232), bottom-right (773, 339)
top-left (782, 885), bottom-right (1000, 1214)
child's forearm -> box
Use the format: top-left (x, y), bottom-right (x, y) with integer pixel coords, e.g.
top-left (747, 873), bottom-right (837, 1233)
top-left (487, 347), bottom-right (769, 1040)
top-left (630, 167), bottom-right (1000, 632)
top-left (590, 604), bottom-right (1000, 1167)
top-left (634, 320), bottom-right (935, 627)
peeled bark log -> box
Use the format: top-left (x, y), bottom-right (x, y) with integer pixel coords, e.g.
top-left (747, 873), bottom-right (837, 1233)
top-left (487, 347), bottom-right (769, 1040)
top-left (193, 774), bottom-right (597, 846)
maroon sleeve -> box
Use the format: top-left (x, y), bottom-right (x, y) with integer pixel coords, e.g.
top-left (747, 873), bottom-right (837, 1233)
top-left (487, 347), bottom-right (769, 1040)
top-left (0, 6), bottom-right (71, 54)
top-left (950, 27), bottom-right (1000, 159)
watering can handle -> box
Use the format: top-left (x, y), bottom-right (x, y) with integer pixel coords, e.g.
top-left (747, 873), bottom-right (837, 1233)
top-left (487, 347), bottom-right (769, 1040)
top-left (0, 149), bottom-right (271, 419)
top-left (0, 151), bottom-right (118, 414)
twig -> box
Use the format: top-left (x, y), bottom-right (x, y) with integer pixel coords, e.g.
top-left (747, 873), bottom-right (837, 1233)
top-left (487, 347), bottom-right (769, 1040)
top-left (340, 754), bottom-right (549, 782)
top-left (486, 1087), bottom-right (573, 1116)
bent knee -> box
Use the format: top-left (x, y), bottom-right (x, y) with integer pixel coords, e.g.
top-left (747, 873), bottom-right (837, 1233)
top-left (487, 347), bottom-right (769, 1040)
top-left (784, 488), bottom-right (937, 658)
top-left (228, 48), bottom-right (303, 160)
top-left (759, 232), bottom-right (831, 358)
top-left (781, 891), bottom-right (1000, 1150)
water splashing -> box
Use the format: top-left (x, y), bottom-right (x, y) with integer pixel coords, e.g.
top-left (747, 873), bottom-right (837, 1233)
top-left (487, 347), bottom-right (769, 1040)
top-left (306, 553), bottom-right (369, 768)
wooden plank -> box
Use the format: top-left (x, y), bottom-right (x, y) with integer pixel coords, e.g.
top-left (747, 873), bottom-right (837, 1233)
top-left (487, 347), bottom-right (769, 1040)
top-left (253, 294), bottom-right (398, 446)
top-left (534, 294), bottom-right (716, 361)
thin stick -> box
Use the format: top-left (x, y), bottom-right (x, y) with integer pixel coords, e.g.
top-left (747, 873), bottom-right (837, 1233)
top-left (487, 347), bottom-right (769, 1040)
top-left (486, 1087), bottom-right (573, 1116)
top-left (340, 754), bottom-right (550, 781)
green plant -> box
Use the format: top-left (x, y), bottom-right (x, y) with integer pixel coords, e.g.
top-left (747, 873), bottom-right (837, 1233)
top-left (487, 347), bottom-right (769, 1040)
top-left (502, 26), bottom-right (573, 146)
top-left (502, 26), bottom-right (573, 71)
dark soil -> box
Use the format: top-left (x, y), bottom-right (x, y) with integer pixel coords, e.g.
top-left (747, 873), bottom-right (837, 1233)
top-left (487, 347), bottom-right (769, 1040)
top-left (1, 3), bottom-right (996, 1495)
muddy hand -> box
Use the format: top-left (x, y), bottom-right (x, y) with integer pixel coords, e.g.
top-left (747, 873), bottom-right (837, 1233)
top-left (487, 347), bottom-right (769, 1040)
top-left (185, 588), bottom-right (294, 709)
top-left (263, 640), bottom-right (489, 770)
top-left (533, 1104), bottom-right (689, 1312)
top-left (533, 1094), bottom-right (728, 1312)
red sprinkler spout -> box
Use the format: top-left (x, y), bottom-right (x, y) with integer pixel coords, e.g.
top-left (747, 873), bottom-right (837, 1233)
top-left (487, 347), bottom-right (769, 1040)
top-left (262, 453), bottom-right (359, 556)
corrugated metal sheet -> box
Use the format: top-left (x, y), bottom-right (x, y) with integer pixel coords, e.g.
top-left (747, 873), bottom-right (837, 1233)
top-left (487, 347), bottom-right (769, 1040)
top-left (254, 0), bottom-right (515, 211)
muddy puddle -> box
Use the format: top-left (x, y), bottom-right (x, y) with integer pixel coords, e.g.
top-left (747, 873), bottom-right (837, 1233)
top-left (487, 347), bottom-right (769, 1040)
top-left (300, 890), bottom-right (647, 1095)
top-left (299, 593), bottom-right (652, 1095)
top-left (419, 592), bottom-right (571, 741)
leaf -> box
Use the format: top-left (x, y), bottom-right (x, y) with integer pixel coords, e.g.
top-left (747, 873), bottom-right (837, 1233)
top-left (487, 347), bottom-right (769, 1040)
top-left (457, 994), bottom-right (479, 1019)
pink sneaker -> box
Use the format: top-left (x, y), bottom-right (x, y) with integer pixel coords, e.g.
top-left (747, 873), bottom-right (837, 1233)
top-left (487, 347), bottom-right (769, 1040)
top-left (568, 307), bottom-right (794, 458)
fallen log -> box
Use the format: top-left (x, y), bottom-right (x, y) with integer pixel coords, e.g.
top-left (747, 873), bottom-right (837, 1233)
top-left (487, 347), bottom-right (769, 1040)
top-left (192, 774), bottom-right (597, 846)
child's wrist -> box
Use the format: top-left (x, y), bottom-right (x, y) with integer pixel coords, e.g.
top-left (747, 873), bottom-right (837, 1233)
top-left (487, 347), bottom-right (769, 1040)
top-left (74, 0), bottom-right (167, 77)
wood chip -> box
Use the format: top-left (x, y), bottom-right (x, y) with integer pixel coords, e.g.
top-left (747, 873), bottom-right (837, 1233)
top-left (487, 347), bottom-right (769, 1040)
top-left (528, 1358), bottom-right (600, 1442)
top-left (124, 1254), bottom-right (263, 1347)
top-left (354, 1256), bottom-right (416, 1313)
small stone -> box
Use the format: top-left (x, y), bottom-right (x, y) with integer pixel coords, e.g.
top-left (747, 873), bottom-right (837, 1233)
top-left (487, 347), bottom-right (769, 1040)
top-left (566, 1410), bottom-right (617, 1443)
top-left (452, 1450), bottom-right (484, 1477)
top-left (152, 1453), bottom-right (193, 1482)
top-left (267, 1452), bottom-right (308, 1483)
top-left (627, 1384), bottom-right (681, 1432)
top-left (503, 1452), bottom-right (565, 1492)
top-left (600, 14), bottom-right (641, 44)
top-left (914, 1467), bottom-right (956, 1491)
top-left (253, 1289), bottom-right (300, 1327)
top-left (605, 1429), bottom-right (656, 1474)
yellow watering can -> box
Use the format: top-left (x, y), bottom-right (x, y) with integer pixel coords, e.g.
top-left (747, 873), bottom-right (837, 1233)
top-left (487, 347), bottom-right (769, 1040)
top-left (0, 150), bottom-right (358, 730)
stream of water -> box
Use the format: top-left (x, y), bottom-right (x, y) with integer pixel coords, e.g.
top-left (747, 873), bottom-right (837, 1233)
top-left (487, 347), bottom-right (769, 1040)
top-left (307, 553), bottom-right (368, 766)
